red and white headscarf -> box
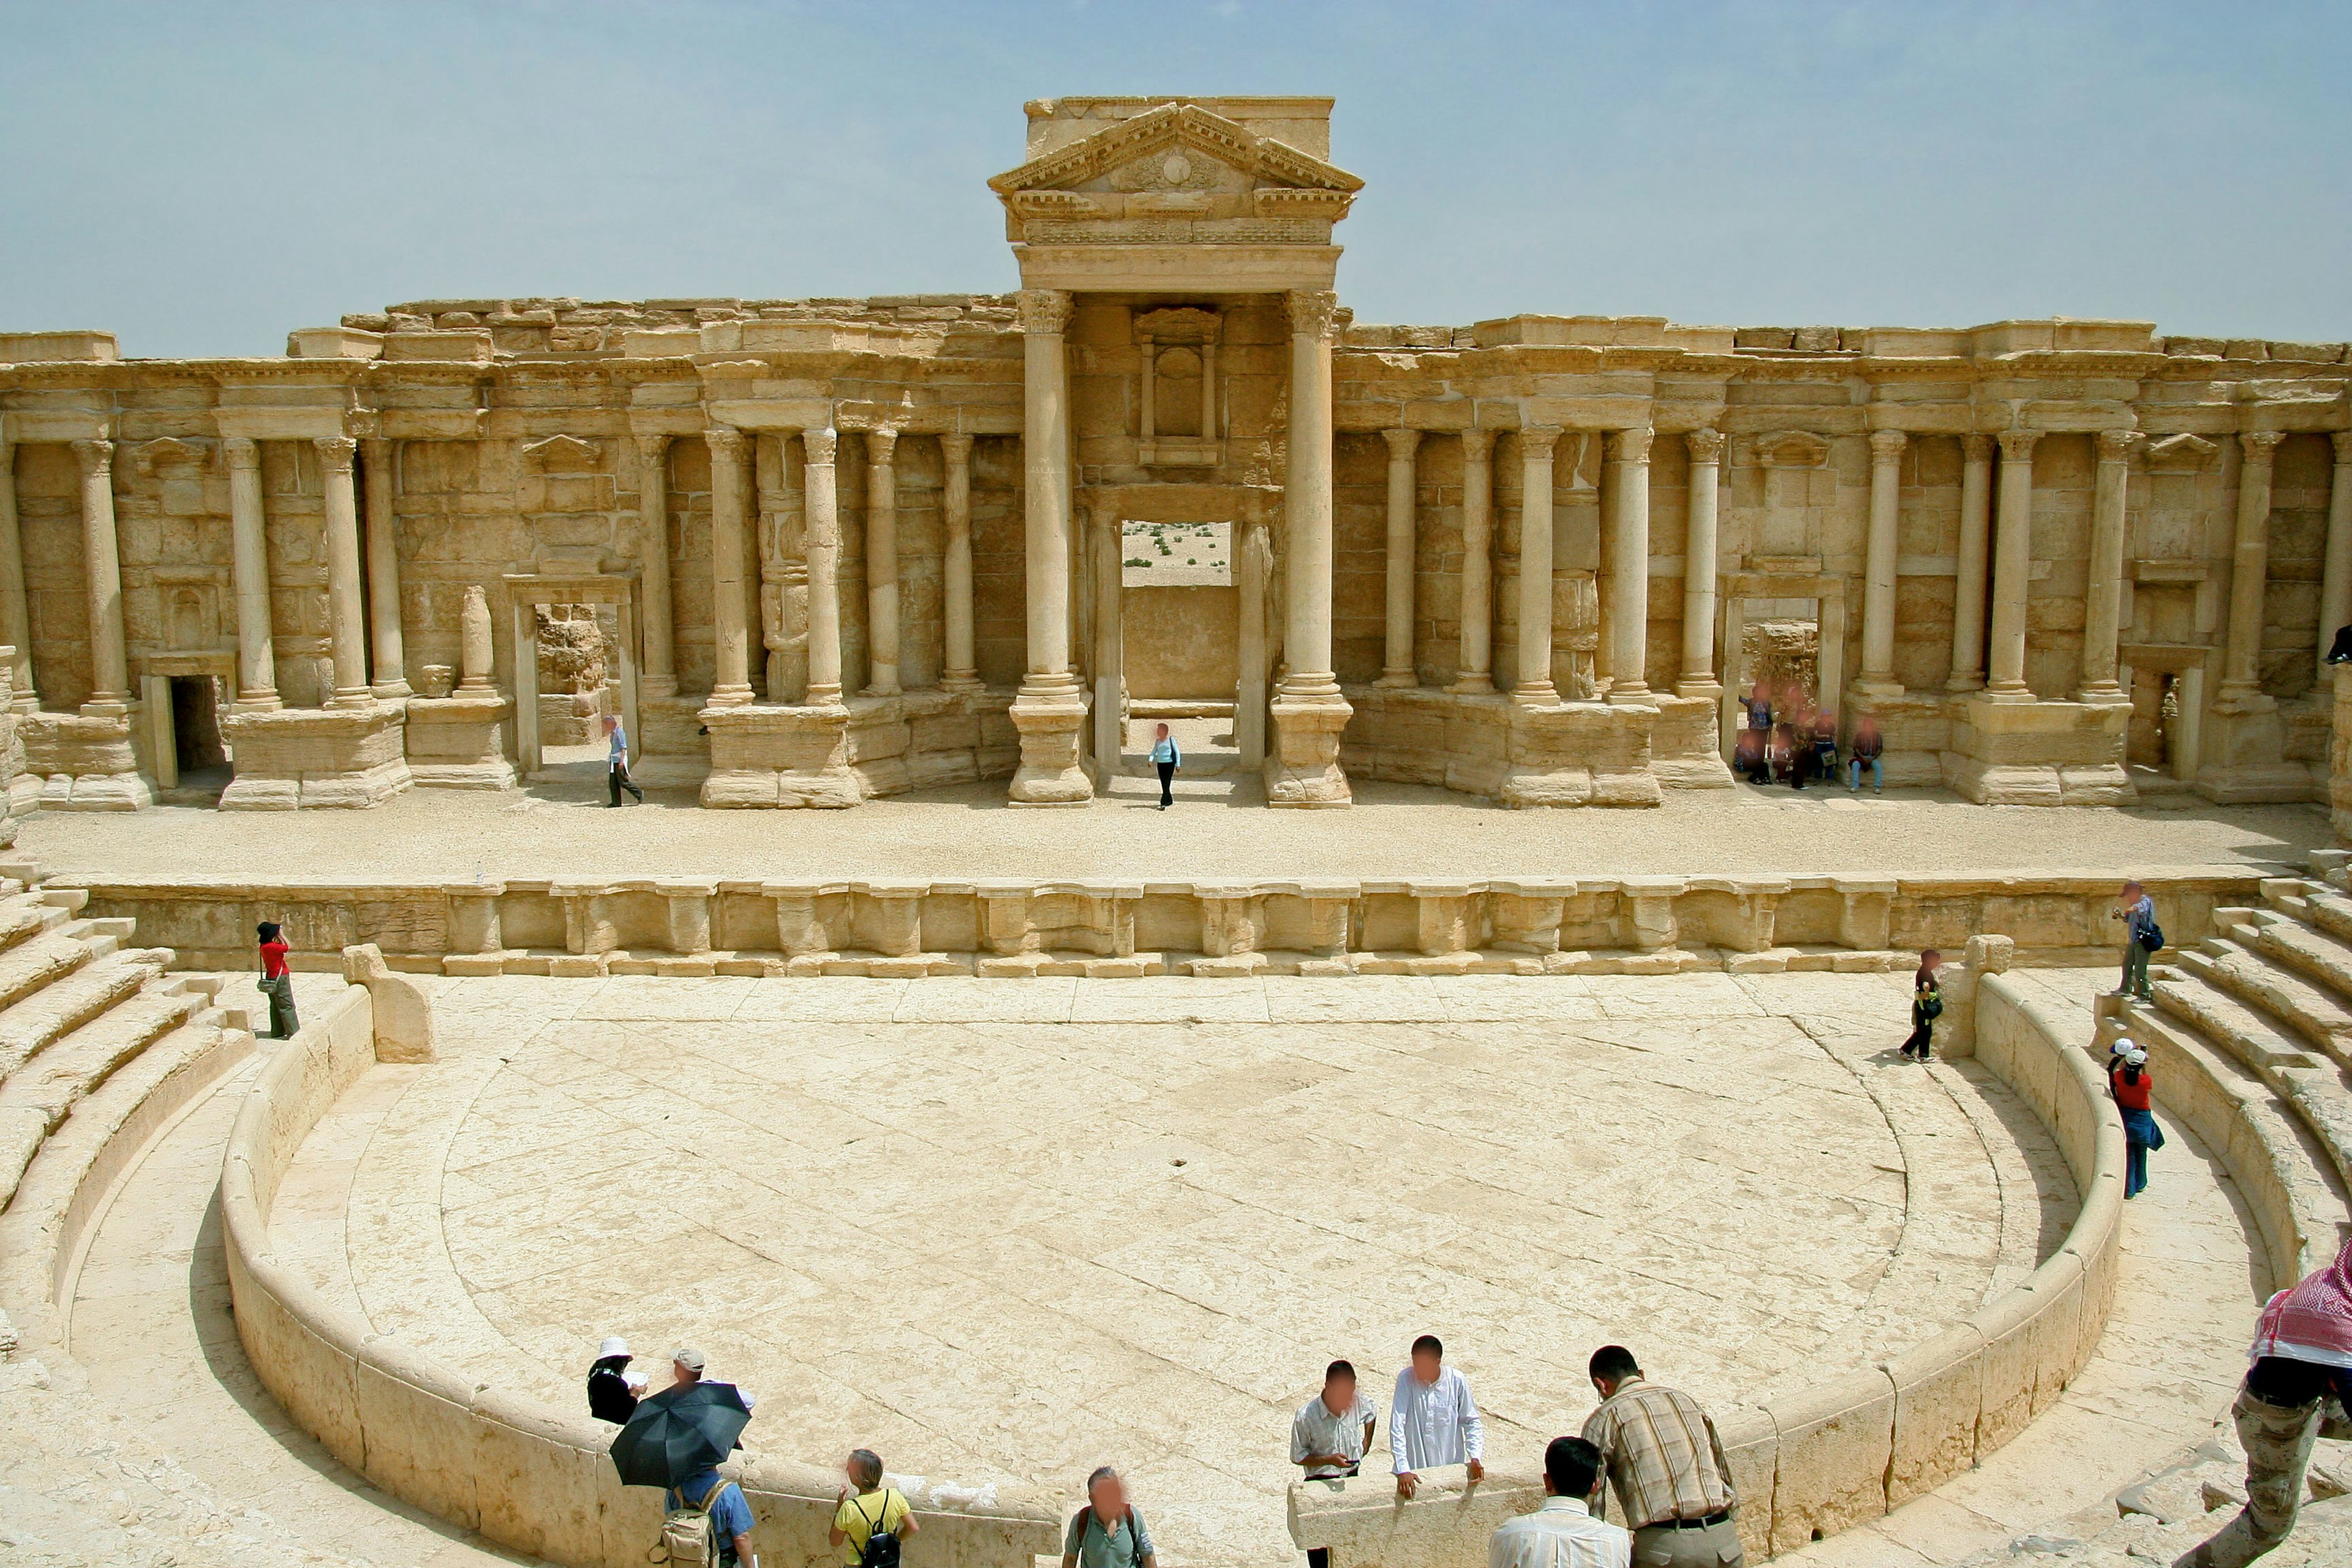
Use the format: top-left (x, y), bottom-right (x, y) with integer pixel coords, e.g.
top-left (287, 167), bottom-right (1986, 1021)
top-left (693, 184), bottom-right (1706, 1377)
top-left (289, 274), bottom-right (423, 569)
top-left (2250, 1236), bottom-right (2352, 1369)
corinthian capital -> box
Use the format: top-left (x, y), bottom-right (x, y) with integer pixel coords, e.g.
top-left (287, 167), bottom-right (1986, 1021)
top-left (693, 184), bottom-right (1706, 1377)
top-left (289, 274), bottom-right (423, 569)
top-left (1996, 429), bottom-right (2040, 461)
top-left (1519, 424), bottom-right (1562, 458)
top-left (802, 428), bottom-right (837, 466)
top-left (940, 431), bottom-right (974, 465)
top-left (634, 432), bottom-right (671, 463)
top-left (2240, 429), bottom-right (2285, 462)
top-left (2097, 428), bottom-right (2144, 463)
top-left (224, 436), bottom-right (261, 473)
top-left (1683, 428), bottom-right (1724, 465)
top-left (314, 435), bottom-right (356, 473)
top-left (867, 427), bottom-right (900, 466)
top-left (1382, 427), bottom-right (1422, 459)
top-left (705, 425), bottom-right (744, 461)
top-left (1284, 289), bottom-right (1341, 342)
top-left (2334, 430), bottom-right (2352, 465)
top-left (1869, 429), bottom-right (1909, 462)
top-left (1609, 427), bottom-right (1655, 464)
top-left (1016, 288), bottom-right (1073, 336)
top-left (1962, 432), bottom-right (1996, 462)
top-left (1461, 428), bottom-right (1496, 460)
top-left (71, 438), bottom-right (113, 477)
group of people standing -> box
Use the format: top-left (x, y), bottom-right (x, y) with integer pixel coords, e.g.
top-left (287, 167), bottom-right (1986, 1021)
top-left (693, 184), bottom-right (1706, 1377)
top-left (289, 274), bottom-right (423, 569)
top-left (1736, 680), bottom-right (1883, 793)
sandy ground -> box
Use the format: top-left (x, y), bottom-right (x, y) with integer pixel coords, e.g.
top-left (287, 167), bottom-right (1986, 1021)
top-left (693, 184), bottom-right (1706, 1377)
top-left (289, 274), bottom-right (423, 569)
top-left (15, 773), bottom-right (2331, 884)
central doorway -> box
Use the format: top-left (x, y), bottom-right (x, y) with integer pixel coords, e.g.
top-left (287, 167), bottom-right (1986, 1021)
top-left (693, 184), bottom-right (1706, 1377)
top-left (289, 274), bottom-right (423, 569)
top-left (1110, 516), bottom-right (1242, 799)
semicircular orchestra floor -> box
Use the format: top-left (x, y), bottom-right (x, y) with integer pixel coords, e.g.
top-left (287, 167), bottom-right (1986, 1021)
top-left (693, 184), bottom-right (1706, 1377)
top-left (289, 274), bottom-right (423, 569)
top-left (265, 971), bottom-right (2078, 1566)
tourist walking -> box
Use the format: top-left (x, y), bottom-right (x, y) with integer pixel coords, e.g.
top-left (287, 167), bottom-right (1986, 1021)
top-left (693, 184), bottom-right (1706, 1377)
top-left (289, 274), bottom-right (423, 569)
top-left (1488, 1436), bottom-right (1630, 1568)
top-left (1150, 722), bottom-right (1180, 809)
top-left (1061, 1468), bottom-right (1156, 1568)
top-left (587, 1335), bottom-right (646, 1424)
top-left (605, 714), bottom-right (644, 807)
top-left (2112, 880), bottom-right (2159, 1002)
top-left (2109, 1041), bottom-right (2165, 1199)
top-left (1580, 1346), bottom-right (1744, 1567)
top-left (1293, 1359), bottom-right (1379, 1568)
top-left (831, 1448), bottom-right (917, 1567)
top-left (1847, 714), bottom-right (1884, 793)
top-left (255, 921), bottom-right (298, 1039)
top-left (2181, 1235), bottom-right (2352, 1567)
top-left (1392, 1334), bottom-right (1485, 1498)
top-left (1903, 951), bottom-right (1943, 1062)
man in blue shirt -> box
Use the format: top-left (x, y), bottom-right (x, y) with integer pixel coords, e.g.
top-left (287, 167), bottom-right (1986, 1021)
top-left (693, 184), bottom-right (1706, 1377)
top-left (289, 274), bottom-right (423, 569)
top-left (606, 714), bottom-right (644, 807)
top-left (1150, 723), bottom-right (1181, 810)
top-left (666, 1464), bottom-right (756, 1568)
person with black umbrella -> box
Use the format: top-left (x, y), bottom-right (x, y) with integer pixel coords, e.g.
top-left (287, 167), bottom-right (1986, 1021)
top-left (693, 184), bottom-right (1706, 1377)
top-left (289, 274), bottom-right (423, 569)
top-left (610, 1347), bottom-right (758, 1568)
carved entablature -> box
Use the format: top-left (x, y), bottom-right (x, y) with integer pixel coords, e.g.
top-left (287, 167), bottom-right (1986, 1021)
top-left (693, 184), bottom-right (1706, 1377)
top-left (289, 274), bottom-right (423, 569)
top-left (1753, 429), bottom-right (1833, 469)
top-left (522, 434), bottom-right (603, 472)
top-left (2143, 432), bottom-right (2219, 473)
top-left (990, 101), bottom-right (1362, 288)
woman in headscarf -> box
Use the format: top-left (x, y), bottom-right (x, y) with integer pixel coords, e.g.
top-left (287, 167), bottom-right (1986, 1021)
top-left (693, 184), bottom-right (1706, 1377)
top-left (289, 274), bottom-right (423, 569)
top-left (255, 921), bottom-right (298, 1039)
top-left (2108, 1040), bottom-right (2164, 1199)
top-left (1902, 951), bottom-right (1942, 1062)
top-left (2184, 1237), bottom-right (2352, 1566)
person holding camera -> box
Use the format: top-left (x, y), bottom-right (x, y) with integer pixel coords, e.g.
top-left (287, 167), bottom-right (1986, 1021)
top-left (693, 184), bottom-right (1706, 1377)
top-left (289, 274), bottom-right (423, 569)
top-left (2111, 880), bottom-right (2158, 1003)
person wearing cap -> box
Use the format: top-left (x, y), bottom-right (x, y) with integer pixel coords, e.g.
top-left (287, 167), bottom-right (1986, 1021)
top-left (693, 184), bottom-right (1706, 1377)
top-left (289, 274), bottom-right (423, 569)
top-left (587, 1335), bottom-right (646, 1423)
top-left (1580, 1346), bottom-right (1743, 1566)
top-left (2109, 1042), bottom-right (2165, 1199)
top-left (662, 1347), bottom-right (760, 1568)
top-left (2111, 880), bottom-right (2158, 1003)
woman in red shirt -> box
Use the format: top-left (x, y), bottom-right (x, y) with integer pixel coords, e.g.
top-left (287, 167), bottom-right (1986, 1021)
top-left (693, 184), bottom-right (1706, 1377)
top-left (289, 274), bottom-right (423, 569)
top-left (256, 921), bottom-right (299, 1039)
top-left (2109, 1041), bottom-right (2163, 1198)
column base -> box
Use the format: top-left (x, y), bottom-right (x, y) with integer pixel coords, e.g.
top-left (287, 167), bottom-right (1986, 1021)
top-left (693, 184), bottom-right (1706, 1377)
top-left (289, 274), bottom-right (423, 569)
top-left (20, 708), bottom-right (153, 812)
top-left (1845, 688), bottom-right (1952, 789)
top-left (370, 679), bottom-right (413, 701)
top-left (940, 673), bottom-right (986, 696)
top-left (1940, 692), bottom-right (2133, 805)
top-left (2196, 694), bottom-right (2313, 804)
top-left (699, 701), bottom-right (862, 808)
top-left (1446, 674), bottom-right (1495, 696)
top-left (1265, 690), bottom-right (1354, 807)
top-left (218, 704), bottom-right (414, 809)
top-left (1648, 693), bottom-right (1733, 788)
top-left (1007, 684), bottom-right (1093, 805)
top-left (1501, 698), bottom-right (1659, 808)
top-left (404, 692), bottom-right (518, 790)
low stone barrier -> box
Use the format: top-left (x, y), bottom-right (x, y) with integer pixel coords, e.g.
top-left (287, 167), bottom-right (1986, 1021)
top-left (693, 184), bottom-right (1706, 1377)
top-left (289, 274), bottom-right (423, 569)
top-left (1288, 966), bottom-right (2127, 1564)
top-left (66, 867), bottom-right (2263, 978)
top-left (219, 984), bottom-right (1061, 1568)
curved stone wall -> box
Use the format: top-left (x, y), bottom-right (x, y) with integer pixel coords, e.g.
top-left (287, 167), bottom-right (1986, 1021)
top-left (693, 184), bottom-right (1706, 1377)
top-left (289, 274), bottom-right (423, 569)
top-left (218, 984), bottom-right (1063, 1568)
top-left (220, 962), bottom-right (2147, 1566)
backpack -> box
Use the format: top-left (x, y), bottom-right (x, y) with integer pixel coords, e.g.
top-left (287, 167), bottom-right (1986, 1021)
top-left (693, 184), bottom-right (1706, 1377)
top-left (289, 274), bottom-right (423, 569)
top-left (1070, 1507), bottom-right (1141, 1566)
top-left (2140, 919), bottom-right (2164, 953)
top-left (850, 1489), bottom-right (904, 1568)
top-left (1919, 986), bottom-right (1943, 1021)
top-left (654, 1476), bottom-right (734, 1567)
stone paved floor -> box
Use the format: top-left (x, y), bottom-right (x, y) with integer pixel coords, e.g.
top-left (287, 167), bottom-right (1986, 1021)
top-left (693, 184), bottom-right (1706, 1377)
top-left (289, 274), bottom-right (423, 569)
top-left (15, 780), bottom-right (2328, 884)
top-left (262, 971), bottom-right (2076, 1567)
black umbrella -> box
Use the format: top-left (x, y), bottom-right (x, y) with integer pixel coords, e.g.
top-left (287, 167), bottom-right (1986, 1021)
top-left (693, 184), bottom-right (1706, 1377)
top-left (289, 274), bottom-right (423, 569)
top-left (609, 1381), bottom-right (753, 1488)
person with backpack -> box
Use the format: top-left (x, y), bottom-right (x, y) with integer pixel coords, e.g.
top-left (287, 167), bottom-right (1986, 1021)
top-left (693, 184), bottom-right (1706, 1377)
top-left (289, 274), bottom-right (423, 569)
top-left (1903, 951), bottom-right (1943, 1062)
top-left (1062, 1468), bottom-right (1156, 1568)
top-left (831, 1448), bottom-right (916, 1568)
top-left (660, 1461), bottom-right (755, 1568)
top-left (2111, 880), bottom-right (2160, 1003)
top-left (255, 921), bottom-right (298, 1039)
top-left (2109, 1041), bottom-right (2165, 1199)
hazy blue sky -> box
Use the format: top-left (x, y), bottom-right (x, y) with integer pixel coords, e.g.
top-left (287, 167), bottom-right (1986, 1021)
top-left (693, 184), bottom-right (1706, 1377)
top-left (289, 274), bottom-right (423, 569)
top-left (4, 1), bottom-right (2346, 358)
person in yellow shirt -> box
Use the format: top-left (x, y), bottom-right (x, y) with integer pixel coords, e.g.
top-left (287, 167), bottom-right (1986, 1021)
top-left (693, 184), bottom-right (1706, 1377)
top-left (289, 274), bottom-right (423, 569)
top-left (830, 1448), bottom-right (917, 1567)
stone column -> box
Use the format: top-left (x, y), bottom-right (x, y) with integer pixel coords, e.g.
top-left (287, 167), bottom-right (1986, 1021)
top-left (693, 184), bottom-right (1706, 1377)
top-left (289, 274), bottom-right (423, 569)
top-left (1092, 507), bottom-right (1122, 774)
top-left (2318, 431), bottom-right (2352, 684)
top-left (0, 437), bottom-right (34, 711)
top-left (1948, 433), bottom-right (1994, 691)
top-left (940, 432), bottom-right (980, 692)
top-left (1450, 428), bottom-right (1495, 693)
top-left (1678, 428), bottom-right (1723, 698)
top-left (71, 439), bottom-right (130, 712)
top-left (317, 437), bottom-right (372, 709)
top-left (801, 429), bottom-right (844, 705)
top-left (224, 437), bottom-right (279, 710)
top-left (2221, 430), bottom-right (2286, 700)
top-left (864, 426), bottom-right (900, 695)
top-left (1858, 428), bottom-right (1907, 695)
top-left (1236, 516), bottom-right (1270, 767)
top-left (2079, 429), bottom-right (2142, 699)
top-left (1514, 426), bottom-right (1562, 702)
top-left (1265, 287), bottom-right (1351, 806)
top-left (359, 437), bottom-right (409, 698)
top-left (1607, 426), bottom-right (1655, 704)
top-left (1008, 288), bottom-right (1089, 802)
top-left (459, 582), bottom-right (494, 690)
top-left (1985, 429), bottom-right (2040, 697)
top-left (706, 424), bottom-right (753, 705)
top-left (1379, 427), bottom-right (1420, 686)
top-left (634, 434), bottom-right (676, 698)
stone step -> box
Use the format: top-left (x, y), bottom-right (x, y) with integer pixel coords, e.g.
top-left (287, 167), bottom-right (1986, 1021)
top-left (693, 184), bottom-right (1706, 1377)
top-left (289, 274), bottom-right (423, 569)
top-left (2299, 885), bottom-right (2352, 948)
top-left (0, 949), bottom-right (173, 1082)
top-left (0, 987), bottom-right (206, 1212)
top-left (2146, 978), bottom-right (2352, 1197)
top-left (2252, 918), bottom-right (2352, 1016)
top-left (0, 894), bottom-right (74, 958)
top-left (0, 930), bottom-right (107, 1015)
top-left (2177, 942), bottom-right (2352, 1066)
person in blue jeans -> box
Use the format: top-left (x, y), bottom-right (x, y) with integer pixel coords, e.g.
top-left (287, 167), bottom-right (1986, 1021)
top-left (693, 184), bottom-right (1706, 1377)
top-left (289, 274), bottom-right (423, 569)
top-left (1150, 723), bottom-right (1181, 810)
top-left (1847, 714), bottom-right (1883, 793)
top-left (2113, 880), bottom-right (2157, 1001)
top-left (2109, 1042), bottom-right (2163, 1198)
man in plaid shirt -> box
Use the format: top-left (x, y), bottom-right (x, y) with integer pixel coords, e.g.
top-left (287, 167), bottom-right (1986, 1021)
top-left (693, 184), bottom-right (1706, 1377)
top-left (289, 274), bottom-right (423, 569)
top-left (1578, 1346), bottom-right (1743, 1567)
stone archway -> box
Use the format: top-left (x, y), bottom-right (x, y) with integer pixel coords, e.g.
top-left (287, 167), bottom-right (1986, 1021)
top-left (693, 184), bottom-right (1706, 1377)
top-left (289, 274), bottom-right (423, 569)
top-left (502, 571), bottom-right (642, 776)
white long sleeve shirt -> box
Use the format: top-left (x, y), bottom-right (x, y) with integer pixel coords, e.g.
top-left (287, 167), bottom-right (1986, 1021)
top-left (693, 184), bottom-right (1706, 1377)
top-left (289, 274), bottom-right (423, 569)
top-left (1390, 1365), bottom-right (1483, 1473)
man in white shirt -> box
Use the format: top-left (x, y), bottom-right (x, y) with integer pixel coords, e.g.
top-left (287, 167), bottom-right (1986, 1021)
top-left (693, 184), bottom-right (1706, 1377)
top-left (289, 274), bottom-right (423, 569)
top-left (1490, 1438), bottom-right (1630, 1568)
top-left (1392, 1334), bottom-right (1484, 1498)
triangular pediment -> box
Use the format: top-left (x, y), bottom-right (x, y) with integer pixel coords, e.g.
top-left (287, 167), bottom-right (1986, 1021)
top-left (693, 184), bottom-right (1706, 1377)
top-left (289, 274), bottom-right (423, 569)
top-left (989, 102), bottom-right (1362, 200)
